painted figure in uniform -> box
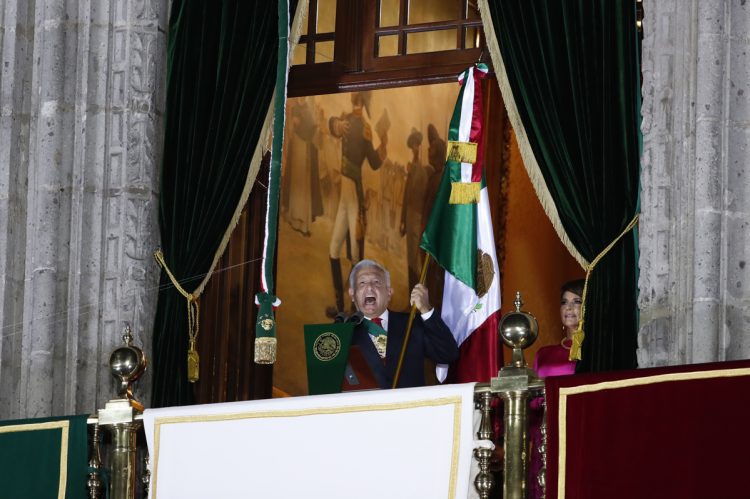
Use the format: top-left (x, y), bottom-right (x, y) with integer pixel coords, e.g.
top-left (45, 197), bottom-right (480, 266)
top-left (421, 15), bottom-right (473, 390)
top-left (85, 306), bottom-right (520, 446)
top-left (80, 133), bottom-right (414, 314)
top-left (400, 127), bottom-right (432, 291)
top-left (326, 91), bottom-right (388, 317)
top-left (422, 123), bottom-right (448, 309)
top-left (281, 97), bottom-right (323, 236)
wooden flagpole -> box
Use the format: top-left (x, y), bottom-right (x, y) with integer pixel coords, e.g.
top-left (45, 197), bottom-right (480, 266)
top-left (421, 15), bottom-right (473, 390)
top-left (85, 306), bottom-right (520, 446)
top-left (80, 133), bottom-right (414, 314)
top-left (391, 253), bottom-right (432, 388)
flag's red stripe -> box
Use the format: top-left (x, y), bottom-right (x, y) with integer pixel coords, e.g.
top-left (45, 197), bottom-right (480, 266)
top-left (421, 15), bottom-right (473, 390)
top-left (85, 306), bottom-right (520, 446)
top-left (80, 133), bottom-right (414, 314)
top-left (450, 311), bottom-right (502, 383)
top-left (469, 70), bottom-right (487, 183)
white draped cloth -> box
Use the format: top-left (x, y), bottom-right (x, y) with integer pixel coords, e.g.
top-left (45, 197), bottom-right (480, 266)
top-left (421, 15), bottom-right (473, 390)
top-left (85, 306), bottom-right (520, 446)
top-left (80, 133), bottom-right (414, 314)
top-left (143, 383), bottom-right (479, 499)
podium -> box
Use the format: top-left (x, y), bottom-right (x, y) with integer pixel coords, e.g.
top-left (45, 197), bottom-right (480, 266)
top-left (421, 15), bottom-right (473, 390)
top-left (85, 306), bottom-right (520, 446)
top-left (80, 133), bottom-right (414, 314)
top-left (304, 323), bottom-right (378, 394)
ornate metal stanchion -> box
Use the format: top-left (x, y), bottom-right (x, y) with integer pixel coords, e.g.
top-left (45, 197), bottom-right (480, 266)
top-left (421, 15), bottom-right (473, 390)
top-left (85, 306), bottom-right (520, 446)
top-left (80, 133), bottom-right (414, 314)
top-left (87, 422), bottom-right (104, 499)
top-left (142, 455), bottom-right (152, 498)
top-left (473, 385), bottom-right (496, 498)
top-left (537, 395), bottom-right (548, 498)
top-left (489, 292), bottom-right (545, 499)
top-left (97, 326), bottom-right (147, 499)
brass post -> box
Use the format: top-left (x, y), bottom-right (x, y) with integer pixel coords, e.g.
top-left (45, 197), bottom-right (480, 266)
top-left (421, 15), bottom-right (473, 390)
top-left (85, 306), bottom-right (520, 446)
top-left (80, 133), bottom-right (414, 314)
top-left (108, 420), bottom-right (141, 498)
top-left (499, 389), bottom-right (530, 499)
top-left (97, 326), bottom-right (148, 499)
top-left (486, 292), bottom-right (545, 499)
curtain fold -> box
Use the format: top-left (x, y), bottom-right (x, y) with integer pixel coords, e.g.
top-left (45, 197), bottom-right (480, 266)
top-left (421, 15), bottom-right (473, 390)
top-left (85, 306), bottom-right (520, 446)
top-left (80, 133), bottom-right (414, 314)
top-left (152, 1), bottom-right (297, 407)
top-left (482, 0), bottom-right (641, 371)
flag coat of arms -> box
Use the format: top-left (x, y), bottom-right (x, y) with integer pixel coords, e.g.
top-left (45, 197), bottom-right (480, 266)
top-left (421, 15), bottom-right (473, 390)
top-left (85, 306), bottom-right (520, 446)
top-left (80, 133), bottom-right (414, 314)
top-left (420, 63), bottom-right (502, 382)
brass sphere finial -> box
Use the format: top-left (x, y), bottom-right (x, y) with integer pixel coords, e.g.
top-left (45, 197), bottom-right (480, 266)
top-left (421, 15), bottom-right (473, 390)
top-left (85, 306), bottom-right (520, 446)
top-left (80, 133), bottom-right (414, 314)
top-left (109, 325), bottom-right (147, 403)
top-left (498, 291), bottom-right (539, 367)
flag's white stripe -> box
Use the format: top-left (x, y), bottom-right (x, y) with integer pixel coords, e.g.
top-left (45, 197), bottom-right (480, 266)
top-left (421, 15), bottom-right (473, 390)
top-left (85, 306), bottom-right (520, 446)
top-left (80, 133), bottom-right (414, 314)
top-left (458, 68), bottom-right (475, 184)
top-left (441, 187), bottom-right (501, 347)
top-left (476, 188), bottom-right (500, 277)
top-left (436, 364), bottom-right (449, 382)
top-left (261, 162), bottom-right (273, 292)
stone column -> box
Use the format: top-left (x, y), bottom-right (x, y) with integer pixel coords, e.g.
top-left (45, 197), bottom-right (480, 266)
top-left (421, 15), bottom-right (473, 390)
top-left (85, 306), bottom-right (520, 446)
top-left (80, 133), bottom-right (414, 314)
top-left (639, 0), bottom-right (750, 367)
top-left (0, 0), bottom-right (168, 419)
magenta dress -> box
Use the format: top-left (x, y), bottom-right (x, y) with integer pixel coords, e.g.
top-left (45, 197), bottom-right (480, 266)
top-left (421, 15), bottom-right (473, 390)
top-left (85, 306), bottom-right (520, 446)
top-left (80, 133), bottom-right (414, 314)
top-left (529, 344), bottom-right (576, 499)
top-left (533, 344), bottom-right (577, 378)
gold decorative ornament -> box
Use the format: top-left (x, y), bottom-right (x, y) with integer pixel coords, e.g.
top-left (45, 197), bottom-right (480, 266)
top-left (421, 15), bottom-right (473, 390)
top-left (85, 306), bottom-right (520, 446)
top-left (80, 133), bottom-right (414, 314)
top-left (449, 182), bottom-right (481, 204)
top-left (446, 140), bottom-right (478, 163)
top-left (374, 335), bottom-right (387, 358)
top-left (187, 338), bottom-right (200, 383)
top-left (258, 314), bottom-right (275, 331)
top-left (254, 337), bottom-right (277, 364)
top-left (313, 332), bottom-right (341, 361)
top-left (569, 323), bottom-right (585, 361)
top-left (475, 250), bottom-right (495, 298)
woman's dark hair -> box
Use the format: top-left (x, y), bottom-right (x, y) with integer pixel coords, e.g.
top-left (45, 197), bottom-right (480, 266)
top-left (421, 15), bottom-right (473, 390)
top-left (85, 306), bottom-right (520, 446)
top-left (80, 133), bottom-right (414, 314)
top-left (561, 279), bottom-right (585, 299)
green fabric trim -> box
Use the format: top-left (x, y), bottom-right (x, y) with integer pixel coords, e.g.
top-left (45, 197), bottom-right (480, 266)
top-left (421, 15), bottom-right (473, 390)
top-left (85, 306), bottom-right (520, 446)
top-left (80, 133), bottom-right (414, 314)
top-left (263, 0), bottom-right (290, 293)
top-left (365, 319), bottom-right (387, 337)
top-left (255, 291), bottom-right (278, 339)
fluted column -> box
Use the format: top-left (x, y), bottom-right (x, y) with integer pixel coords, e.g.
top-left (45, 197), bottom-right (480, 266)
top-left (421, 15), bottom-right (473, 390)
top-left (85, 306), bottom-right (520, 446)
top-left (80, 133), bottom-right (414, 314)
top-left (639, 0), bottom-right (750, 366)
top-left (0, 0), bottom-right (168, 419)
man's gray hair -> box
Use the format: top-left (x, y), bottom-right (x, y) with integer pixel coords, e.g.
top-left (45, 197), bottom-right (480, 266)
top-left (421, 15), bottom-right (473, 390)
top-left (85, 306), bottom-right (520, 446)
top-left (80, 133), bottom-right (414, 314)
top-left (349, 259), bottom-right (391, 289)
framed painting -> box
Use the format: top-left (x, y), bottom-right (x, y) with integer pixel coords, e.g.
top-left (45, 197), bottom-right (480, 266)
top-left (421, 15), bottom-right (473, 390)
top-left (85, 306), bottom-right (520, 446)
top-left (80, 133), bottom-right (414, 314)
top-left (275, 82), bottom-right (461, 395)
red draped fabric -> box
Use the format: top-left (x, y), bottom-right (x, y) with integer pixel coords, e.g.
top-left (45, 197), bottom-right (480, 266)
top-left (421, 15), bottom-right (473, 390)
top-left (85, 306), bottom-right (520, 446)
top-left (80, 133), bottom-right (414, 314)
top-left (544, 360), bottom-right (750, 499)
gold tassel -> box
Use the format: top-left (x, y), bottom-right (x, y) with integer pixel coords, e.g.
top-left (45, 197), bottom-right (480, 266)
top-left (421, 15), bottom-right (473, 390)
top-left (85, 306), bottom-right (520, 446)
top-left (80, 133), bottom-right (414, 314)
top-left (446, 140), bottom-right (478, 163)
top-left (187, 338), bottom-right (200, 383)
top-left (449, 182), bottom-right (481, 204)
top-left (254, 337), bottom-right (277, 364)
top-left (569, 319), bottom-right (585, 361)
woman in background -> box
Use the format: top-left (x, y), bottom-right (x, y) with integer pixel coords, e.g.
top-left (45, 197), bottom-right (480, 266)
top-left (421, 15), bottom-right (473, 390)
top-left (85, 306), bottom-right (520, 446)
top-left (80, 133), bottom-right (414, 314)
top-left (528, 279), bottom-right (584, 498)
top-left (533, 279), bottom-right (584, 377)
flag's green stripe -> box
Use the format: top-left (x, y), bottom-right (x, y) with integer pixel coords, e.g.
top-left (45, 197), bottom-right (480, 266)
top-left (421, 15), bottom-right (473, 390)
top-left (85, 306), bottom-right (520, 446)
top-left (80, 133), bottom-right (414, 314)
top-left (420, 68), bottom-right (479, 289)
top-left (420, 162), bottom-right (477, 289)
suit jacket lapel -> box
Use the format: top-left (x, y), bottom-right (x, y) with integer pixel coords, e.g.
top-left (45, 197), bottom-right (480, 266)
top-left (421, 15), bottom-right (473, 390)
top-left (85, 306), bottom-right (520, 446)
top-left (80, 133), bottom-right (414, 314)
top-left (385, 311), bottom-right (405, 374)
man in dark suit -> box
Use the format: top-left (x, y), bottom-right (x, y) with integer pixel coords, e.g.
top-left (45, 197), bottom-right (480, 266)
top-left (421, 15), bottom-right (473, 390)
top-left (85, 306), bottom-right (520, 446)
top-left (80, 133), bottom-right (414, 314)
top-left (347, 259), bottom-right (458, 388)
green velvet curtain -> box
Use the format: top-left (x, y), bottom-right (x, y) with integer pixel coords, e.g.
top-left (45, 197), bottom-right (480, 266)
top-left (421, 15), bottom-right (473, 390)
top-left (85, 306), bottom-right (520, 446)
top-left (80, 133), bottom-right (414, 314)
top-left (486, 0), bottom-right (641, 371)
top-left (153, 1), bottom-right (297, 407)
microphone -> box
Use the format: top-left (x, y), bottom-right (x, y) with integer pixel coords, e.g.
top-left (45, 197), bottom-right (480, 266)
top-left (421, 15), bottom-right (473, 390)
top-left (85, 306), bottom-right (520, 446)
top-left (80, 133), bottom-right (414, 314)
top-left (346, 311), bottom-right (365, 325)
top-left (333, 312), bottom-right (348, 323)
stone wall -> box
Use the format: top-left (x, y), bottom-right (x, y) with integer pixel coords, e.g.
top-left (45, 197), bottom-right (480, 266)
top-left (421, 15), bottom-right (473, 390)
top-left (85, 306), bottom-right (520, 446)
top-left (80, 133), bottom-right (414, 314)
top-left (639, 0), bottom-right (750, 367)
top-left (0, 0), bottom-right (167, 418)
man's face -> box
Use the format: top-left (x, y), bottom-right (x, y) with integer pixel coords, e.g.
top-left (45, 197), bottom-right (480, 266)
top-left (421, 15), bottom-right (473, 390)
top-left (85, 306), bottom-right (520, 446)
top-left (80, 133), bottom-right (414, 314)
top-left (348, 266), bottom-right (393, 318)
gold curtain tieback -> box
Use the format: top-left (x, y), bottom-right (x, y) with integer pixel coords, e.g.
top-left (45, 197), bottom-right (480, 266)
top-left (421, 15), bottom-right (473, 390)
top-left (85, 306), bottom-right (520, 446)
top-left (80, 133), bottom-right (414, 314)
top-left (570, 214), bottom-right (639, 361)
top-left (154, 249), bottom-right (201, 382)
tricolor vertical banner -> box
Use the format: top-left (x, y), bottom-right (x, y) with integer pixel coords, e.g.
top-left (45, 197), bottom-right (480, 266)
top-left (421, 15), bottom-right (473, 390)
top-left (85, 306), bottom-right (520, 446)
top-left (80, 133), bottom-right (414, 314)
top-left (446, 64), bottom-right (488, 204)
top-left (420, 63), bottom-right (502, 382)
top-left (255, 0), bottom-right (288, 364)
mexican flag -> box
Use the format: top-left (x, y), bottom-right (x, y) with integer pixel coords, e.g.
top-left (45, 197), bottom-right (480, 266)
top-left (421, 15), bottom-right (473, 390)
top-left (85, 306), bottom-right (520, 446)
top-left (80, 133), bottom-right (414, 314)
top-left (420, 64), bottom-right (502, 383)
